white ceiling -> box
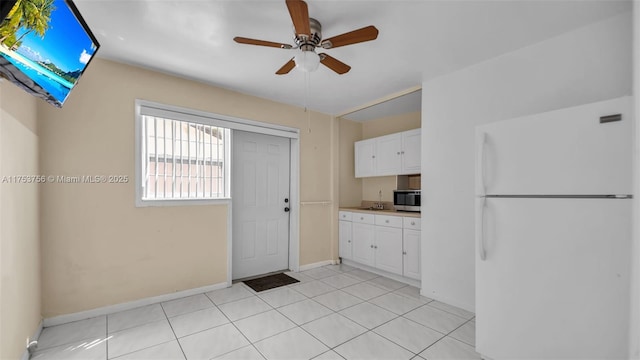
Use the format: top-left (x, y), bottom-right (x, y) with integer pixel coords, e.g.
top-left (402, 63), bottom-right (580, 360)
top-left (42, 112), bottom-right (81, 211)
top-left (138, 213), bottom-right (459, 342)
top-left (76, 0), bottom-right (631, 119)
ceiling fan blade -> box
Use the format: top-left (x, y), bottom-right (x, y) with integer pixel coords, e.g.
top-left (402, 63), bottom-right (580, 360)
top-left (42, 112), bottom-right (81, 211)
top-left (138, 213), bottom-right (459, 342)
top-left (234, 37), bottom-right (293, 49)
top-left (319, 54), bottom-right (351, 74)
top-left (276, 58), bottom-right (296, 75)
top-left (322, 25), bottom-right (379, 49)
top-left (286, 0), bottom-right (311, 36)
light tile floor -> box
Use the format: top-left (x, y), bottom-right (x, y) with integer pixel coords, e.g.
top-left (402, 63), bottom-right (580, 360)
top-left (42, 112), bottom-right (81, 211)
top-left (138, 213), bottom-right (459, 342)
top-left (31, 265), bottom-right (480, 360)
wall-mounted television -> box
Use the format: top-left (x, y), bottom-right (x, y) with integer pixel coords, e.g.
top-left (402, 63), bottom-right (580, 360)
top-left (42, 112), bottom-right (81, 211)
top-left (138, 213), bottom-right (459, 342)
top-left (0, 0), bottom-right (99, 107)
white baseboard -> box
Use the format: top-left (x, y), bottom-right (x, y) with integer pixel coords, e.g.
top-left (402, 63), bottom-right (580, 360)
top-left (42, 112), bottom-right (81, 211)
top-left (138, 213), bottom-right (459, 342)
top-left (341, 259), bottom-right (421, 288)
top-left (298, 259), bottom-right (337, 271)
top-left (420, 290), bottom-right (476, 314)
top-left (43, 282), bottom-right (228, 327)
top-left (20, 320), bottom-right (43, 360)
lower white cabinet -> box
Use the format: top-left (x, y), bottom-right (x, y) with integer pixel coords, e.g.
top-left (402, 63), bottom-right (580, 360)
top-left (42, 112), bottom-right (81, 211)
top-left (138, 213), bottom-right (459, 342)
top-left (374, 225), bottom-right (403, 275)
top-left (339, 220), bottom-right (353, 260)
top-left (352, 222), bottom-right (375, 266)
top-left (339, 211), bottom-right (420, 280)
top-left (403, 229), bottom-right (421, 280)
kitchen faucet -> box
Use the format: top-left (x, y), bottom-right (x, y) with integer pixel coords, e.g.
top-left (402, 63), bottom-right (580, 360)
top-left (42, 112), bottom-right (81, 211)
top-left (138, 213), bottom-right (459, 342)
top-left (375, 190), bottom-right (384, 209)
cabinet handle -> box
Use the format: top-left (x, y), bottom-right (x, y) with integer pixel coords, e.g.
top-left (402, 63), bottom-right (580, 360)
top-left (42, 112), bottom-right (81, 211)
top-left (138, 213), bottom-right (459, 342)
top-left (361, 217), bottom-right (364, 220)
top-left (370, 245), bottom-right (374, 248)
top-left (401, 151), bottom-right (405, 154)
top-left (411, 221), bottom-right (415, 225)
top-left (348, 240), bottom-right (351, 243)
top-left (372, 155), bottom-right (376, 159)
top-left (397, 152), bottom-right (401, 155)
top-left (403, 251), bottom-right (407, 255)
top-left (375, 245), bottom-right (378, 249)
top-left (385, 220), bottom-right (389, 223)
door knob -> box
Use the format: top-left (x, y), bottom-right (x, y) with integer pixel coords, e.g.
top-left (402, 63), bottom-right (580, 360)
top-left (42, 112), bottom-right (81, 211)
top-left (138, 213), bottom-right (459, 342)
top-left (284, 207), bottom-right (290, 212)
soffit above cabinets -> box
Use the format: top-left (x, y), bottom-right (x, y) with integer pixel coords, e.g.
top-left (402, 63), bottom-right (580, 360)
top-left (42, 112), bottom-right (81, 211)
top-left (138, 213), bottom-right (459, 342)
top-left (342, 89), bottom-right (422, 122)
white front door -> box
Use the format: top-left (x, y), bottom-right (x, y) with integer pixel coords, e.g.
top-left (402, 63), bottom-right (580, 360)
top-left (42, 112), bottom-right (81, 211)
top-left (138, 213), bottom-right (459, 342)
top-left (232, 131), bottom-right (290, 280)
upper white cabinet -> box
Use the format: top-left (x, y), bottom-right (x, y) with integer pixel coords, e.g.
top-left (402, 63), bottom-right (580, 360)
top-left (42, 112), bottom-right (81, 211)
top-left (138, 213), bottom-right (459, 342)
top-left (355, 140), bottom-right (376, 178)
top-left (401, 129), bottom-right (421, 174)
top-left (354, 129), bottom-right (421, 178)
top-left (375, 133), bottom-right (402, 175)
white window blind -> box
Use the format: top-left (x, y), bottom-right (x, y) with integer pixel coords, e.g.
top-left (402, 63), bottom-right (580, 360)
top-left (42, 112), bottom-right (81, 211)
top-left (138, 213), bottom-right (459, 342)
top-left (141, 115), bottom-right (229, 200)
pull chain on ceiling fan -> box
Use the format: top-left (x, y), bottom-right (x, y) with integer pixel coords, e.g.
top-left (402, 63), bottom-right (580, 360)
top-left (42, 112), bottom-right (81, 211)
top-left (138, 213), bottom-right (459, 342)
top-left (233, 0), bottom-right (379, 75)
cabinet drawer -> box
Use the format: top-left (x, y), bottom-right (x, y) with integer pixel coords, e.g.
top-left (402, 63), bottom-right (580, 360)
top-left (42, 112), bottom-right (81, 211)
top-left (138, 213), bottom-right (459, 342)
top-left (375, 214), bottom-right (403, 228)
top-left (403, 217), bottom-right (421, 230)
top-left (339, 211), bottom-right (352, 221)
top-left (352, 213), bottom-right (375, 224)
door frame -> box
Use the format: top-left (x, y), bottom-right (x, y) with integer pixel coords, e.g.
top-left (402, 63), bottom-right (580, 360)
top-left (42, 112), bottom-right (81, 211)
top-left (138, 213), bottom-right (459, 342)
top-left (227, 128), bottom-right (300, 285)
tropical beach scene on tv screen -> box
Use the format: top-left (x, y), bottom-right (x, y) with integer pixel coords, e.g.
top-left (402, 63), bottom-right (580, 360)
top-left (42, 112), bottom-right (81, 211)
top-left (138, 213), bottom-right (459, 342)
top-left (0, 0), bottom-right (98, 106)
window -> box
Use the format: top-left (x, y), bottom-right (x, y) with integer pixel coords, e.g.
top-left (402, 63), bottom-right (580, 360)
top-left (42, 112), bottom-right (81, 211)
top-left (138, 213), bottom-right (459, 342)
top-left (141, 116), bottom-right (229, 200)
top-left (136, 102), bottom-right (231, 206)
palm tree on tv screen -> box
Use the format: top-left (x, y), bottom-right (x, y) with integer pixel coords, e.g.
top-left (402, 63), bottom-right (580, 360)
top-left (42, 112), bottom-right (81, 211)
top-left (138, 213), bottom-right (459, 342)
top-left (0, 0), bottom-right (55, 49)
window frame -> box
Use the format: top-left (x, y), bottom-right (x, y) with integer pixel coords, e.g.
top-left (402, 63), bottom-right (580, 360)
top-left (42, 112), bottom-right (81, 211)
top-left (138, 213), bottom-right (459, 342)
top-left (134, 99), bottom-right (298, 207)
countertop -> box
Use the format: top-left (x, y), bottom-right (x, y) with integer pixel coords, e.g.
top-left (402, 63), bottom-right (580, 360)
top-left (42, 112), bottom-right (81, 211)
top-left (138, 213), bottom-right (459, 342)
top-left (339, 207), bottom-right (421, 218)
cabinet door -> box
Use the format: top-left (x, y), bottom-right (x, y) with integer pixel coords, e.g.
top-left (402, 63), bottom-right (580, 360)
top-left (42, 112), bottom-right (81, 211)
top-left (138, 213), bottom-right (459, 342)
top-left (339, 220), bottom-right (353, 260)
top-left (355, 139), bottom-right (376, 178)
top-left (401, 129), bottom-right (421, 174)
top-left (403, 229), bottom-right (421, 280)
top-left (374, 226), bottom-right (403, 275)
top-left (352, 222), bottom-right (375, 266)
top-left (375, 133), bottom-right (402, 176)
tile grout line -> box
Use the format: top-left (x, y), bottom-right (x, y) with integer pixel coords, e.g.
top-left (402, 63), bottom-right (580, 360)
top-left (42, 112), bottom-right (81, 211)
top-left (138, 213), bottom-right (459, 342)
top-left (42, 268), bottom-right (447, 360)
top-left (107, 317), bottom-right (178, 359)
top-left (414, 315), bottom-right (477, 356)
top-left (445, 318), bottom-right (476, 347)
top-left (293, 268), bottom-right (437, 358)
top-left (159, 300), bottom-right (188, 360)
top-left (261, 275), bottom-right (440, 358)
top-left (214, 285), bottom-right (274, 360)
top-left (105, 314), bottom-right (109, 360)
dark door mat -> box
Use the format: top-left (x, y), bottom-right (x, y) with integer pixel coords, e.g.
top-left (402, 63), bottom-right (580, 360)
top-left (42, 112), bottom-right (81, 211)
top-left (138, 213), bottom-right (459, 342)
top-left (243, 273), bottom-right (299, 292)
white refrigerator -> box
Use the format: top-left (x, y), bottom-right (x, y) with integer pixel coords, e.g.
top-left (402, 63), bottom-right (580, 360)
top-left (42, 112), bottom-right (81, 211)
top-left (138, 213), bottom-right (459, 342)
top-left (475, 96), bottom-right (632, 359)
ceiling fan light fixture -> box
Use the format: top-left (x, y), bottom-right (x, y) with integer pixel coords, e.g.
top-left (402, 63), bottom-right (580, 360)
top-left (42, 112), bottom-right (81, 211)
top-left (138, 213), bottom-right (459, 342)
top-left (294, 51), bottom-right (320, 72)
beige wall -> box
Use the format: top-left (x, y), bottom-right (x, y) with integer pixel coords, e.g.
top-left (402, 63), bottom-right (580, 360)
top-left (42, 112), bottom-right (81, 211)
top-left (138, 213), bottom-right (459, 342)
top-left (361, 111), bottom-right (421, 202)
top-left (0, 81), bottom-right (41, 359)
top-left (39, 59), bottom-right (336, 317)
top-left (299, 112), bottom-right (339, 265)
top-left (338, 118), bottom-right (362, 207)
top-left (361, 111), bottom-right (421, 139)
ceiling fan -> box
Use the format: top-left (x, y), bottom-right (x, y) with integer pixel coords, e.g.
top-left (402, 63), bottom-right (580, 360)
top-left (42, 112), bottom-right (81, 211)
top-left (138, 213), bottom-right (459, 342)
top-left (233, 0), bottom-right (379, 75)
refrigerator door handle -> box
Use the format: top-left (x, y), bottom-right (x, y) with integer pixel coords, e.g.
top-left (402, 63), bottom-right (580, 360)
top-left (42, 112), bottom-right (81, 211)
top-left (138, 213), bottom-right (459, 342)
top-left (476, 131), bottom-right (486, 195)
top-left (476, 197), bottom-right (487, 261)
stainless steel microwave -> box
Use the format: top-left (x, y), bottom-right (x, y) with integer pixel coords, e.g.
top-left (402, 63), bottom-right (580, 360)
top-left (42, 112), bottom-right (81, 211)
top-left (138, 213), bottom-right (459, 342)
top-left (393, 190), bottom-right (421, 212)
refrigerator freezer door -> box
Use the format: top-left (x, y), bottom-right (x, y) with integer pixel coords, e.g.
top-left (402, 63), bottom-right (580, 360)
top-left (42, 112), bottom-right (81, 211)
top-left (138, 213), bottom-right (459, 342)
top-left (476, 96), bottom-right (632, 196)
top-left (476, 197), bottom-right (630, 359)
